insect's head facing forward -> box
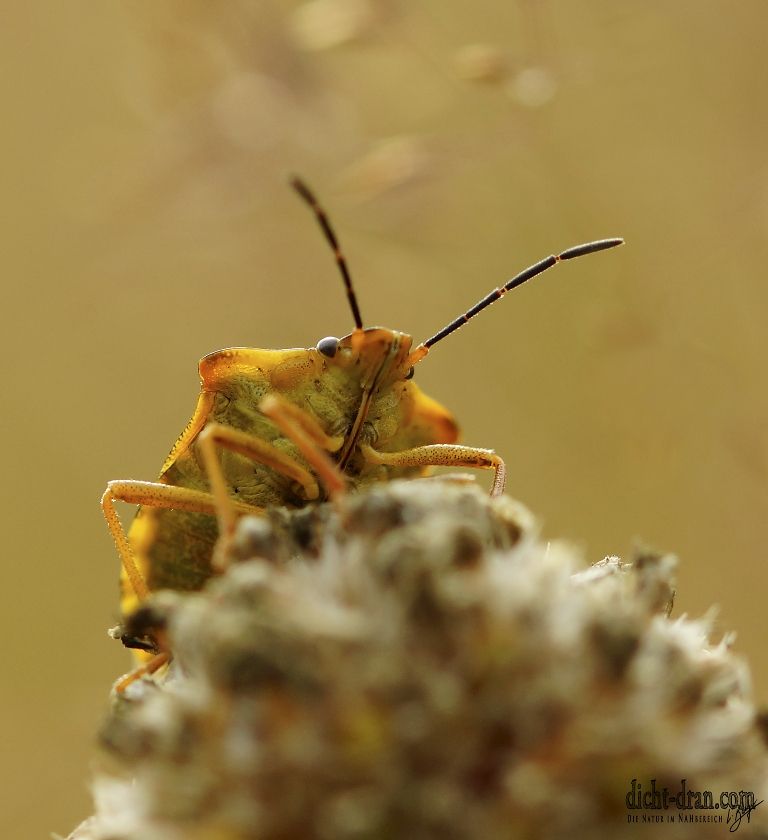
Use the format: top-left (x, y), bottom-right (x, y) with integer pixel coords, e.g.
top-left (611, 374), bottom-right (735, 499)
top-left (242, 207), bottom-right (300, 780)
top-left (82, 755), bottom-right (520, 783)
top-left (315, 327), bottom-right (415, 392)
top-left (291, 175), bottom-right (623, 383)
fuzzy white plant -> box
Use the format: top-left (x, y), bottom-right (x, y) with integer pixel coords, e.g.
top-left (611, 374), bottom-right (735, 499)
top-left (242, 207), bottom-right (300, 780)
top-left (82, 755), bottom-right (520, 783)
top-left (70, 481), bottom-right (768, 839)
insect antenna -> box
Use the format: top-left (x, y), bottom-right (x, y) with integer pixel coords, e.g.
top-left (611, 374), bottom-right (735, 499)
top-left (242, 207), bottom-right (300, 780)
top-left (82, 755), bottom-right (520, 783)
top-left (409, 237), bottom-right (624, 363)
top-left (290, 176), bottom-right (364, 331)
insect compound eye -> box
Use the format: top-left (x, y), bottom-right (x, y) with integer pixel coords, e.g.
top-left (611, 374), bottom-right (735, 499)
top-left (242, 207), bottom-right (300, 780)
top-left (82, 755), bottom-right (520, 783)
top-left (405, 367), bottom-right (415, 380)
top-left (316, 336), bottom-right (340, 358)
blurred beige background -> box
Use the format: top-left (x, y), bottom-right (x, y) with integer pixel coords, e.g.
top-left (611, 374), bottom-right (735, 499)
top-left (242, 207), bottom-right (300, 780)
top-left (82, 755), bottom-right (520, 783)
top-left (3, 2), bottom-right (768, 836)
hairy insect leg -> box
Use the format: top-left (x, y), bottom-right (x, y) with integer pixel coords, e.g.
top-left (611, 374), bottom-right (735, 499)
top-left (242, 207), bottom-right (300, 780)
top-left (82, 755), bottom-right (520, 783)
top-left (361, 443), bottom-right (507, 497)
top-left (102, 480), bottom-right (263, 602)
top-left (197, 421), bottom-right (331, 540)
top-left (260, 393), bottom-right (347, 499)
top-left (112, 650), bottom-right (170, 694)
top-left (261, 393), bottom-right (344, 454)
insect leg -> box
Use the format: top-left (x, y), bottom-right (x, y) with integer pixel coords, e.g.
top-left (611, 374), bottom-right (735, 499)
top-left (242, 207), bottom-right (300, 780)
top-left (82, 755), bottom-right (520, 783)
top-left (360, 443), bottom-right (507, 497)
top-left (197, 422), bottom-right (328, 540)
top-left (260, 394), bottom-right (347, 498)
top-left (112, 650), bottom-right (170, 694)
top-left (102, 480), bottom-right (263, 601)
top-left (260, 393), bottom-right (344, 453)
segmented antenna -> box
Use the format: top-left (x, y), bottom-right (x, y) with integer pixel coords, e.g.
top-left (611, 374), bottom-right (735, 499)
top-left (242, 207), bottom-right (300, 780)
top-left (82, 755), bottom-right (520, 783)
top-left (418, 237), bottom-right (624, 352)
top-left (290, 176), bottom-right (364, 330)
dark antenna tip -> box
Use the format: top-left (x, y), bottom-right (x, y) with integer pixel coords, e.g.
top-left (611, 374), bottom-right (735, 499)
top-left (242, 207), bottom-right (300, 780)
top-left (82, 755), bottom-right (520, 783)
top-left (289, 174), bottom-right (311, 202)
top-left (289, 175), bottom-right (364, 331)
top-left (419, 235), bottom-right (625, 351)
top-left (559, 237), bottom-right (624, 260)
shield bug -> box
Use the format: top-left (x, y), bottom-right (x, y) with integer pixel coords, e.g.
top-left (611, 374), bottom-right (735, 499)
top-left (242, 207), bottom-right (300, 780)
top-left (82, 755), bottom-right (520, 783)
top-left (102, 177), bottom-right (622, 674)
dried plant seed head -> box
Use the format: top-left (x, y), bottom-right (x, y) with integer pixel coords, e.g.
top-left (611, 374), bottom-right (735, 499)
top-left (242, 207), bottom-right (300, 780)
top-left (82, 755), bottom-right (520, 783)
top-left (83, 482), bottom-right (768, 840)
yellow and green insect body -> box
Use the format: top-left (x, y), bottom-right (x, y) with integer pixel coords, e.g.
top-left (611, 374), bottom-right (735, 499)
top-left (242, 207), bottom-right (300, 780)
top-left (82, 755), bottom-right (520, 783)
top-left (122, 329), bottom-right (459, 616)
top-left (102, 177), bottom-right (623, 663)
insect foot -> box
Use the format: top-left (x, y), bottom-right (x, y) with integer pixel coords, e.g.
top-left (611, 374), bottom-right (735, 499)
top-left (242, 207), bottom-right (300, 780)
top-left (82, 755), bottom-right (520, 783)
top-left (73, 480), bottom-right (768, 840)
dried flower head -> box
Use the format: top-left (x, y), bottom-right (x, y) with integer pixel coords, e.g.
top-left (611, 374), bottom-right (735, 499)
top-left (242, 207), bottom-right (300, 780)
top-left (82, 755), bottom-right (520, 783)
top-left (73, 481), bottom-right (768, 839)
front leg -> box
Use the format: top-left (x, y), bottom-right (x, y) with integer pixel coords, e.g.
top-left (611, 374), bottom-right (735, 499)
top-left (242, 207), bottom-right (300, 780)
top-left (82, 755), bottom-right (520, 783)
top-left (197, 398), bottom-right (346, 544)
top-left (102, 480), bottom-right (263, 602)
top-left (361, 443), bottom-right (507, 497)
